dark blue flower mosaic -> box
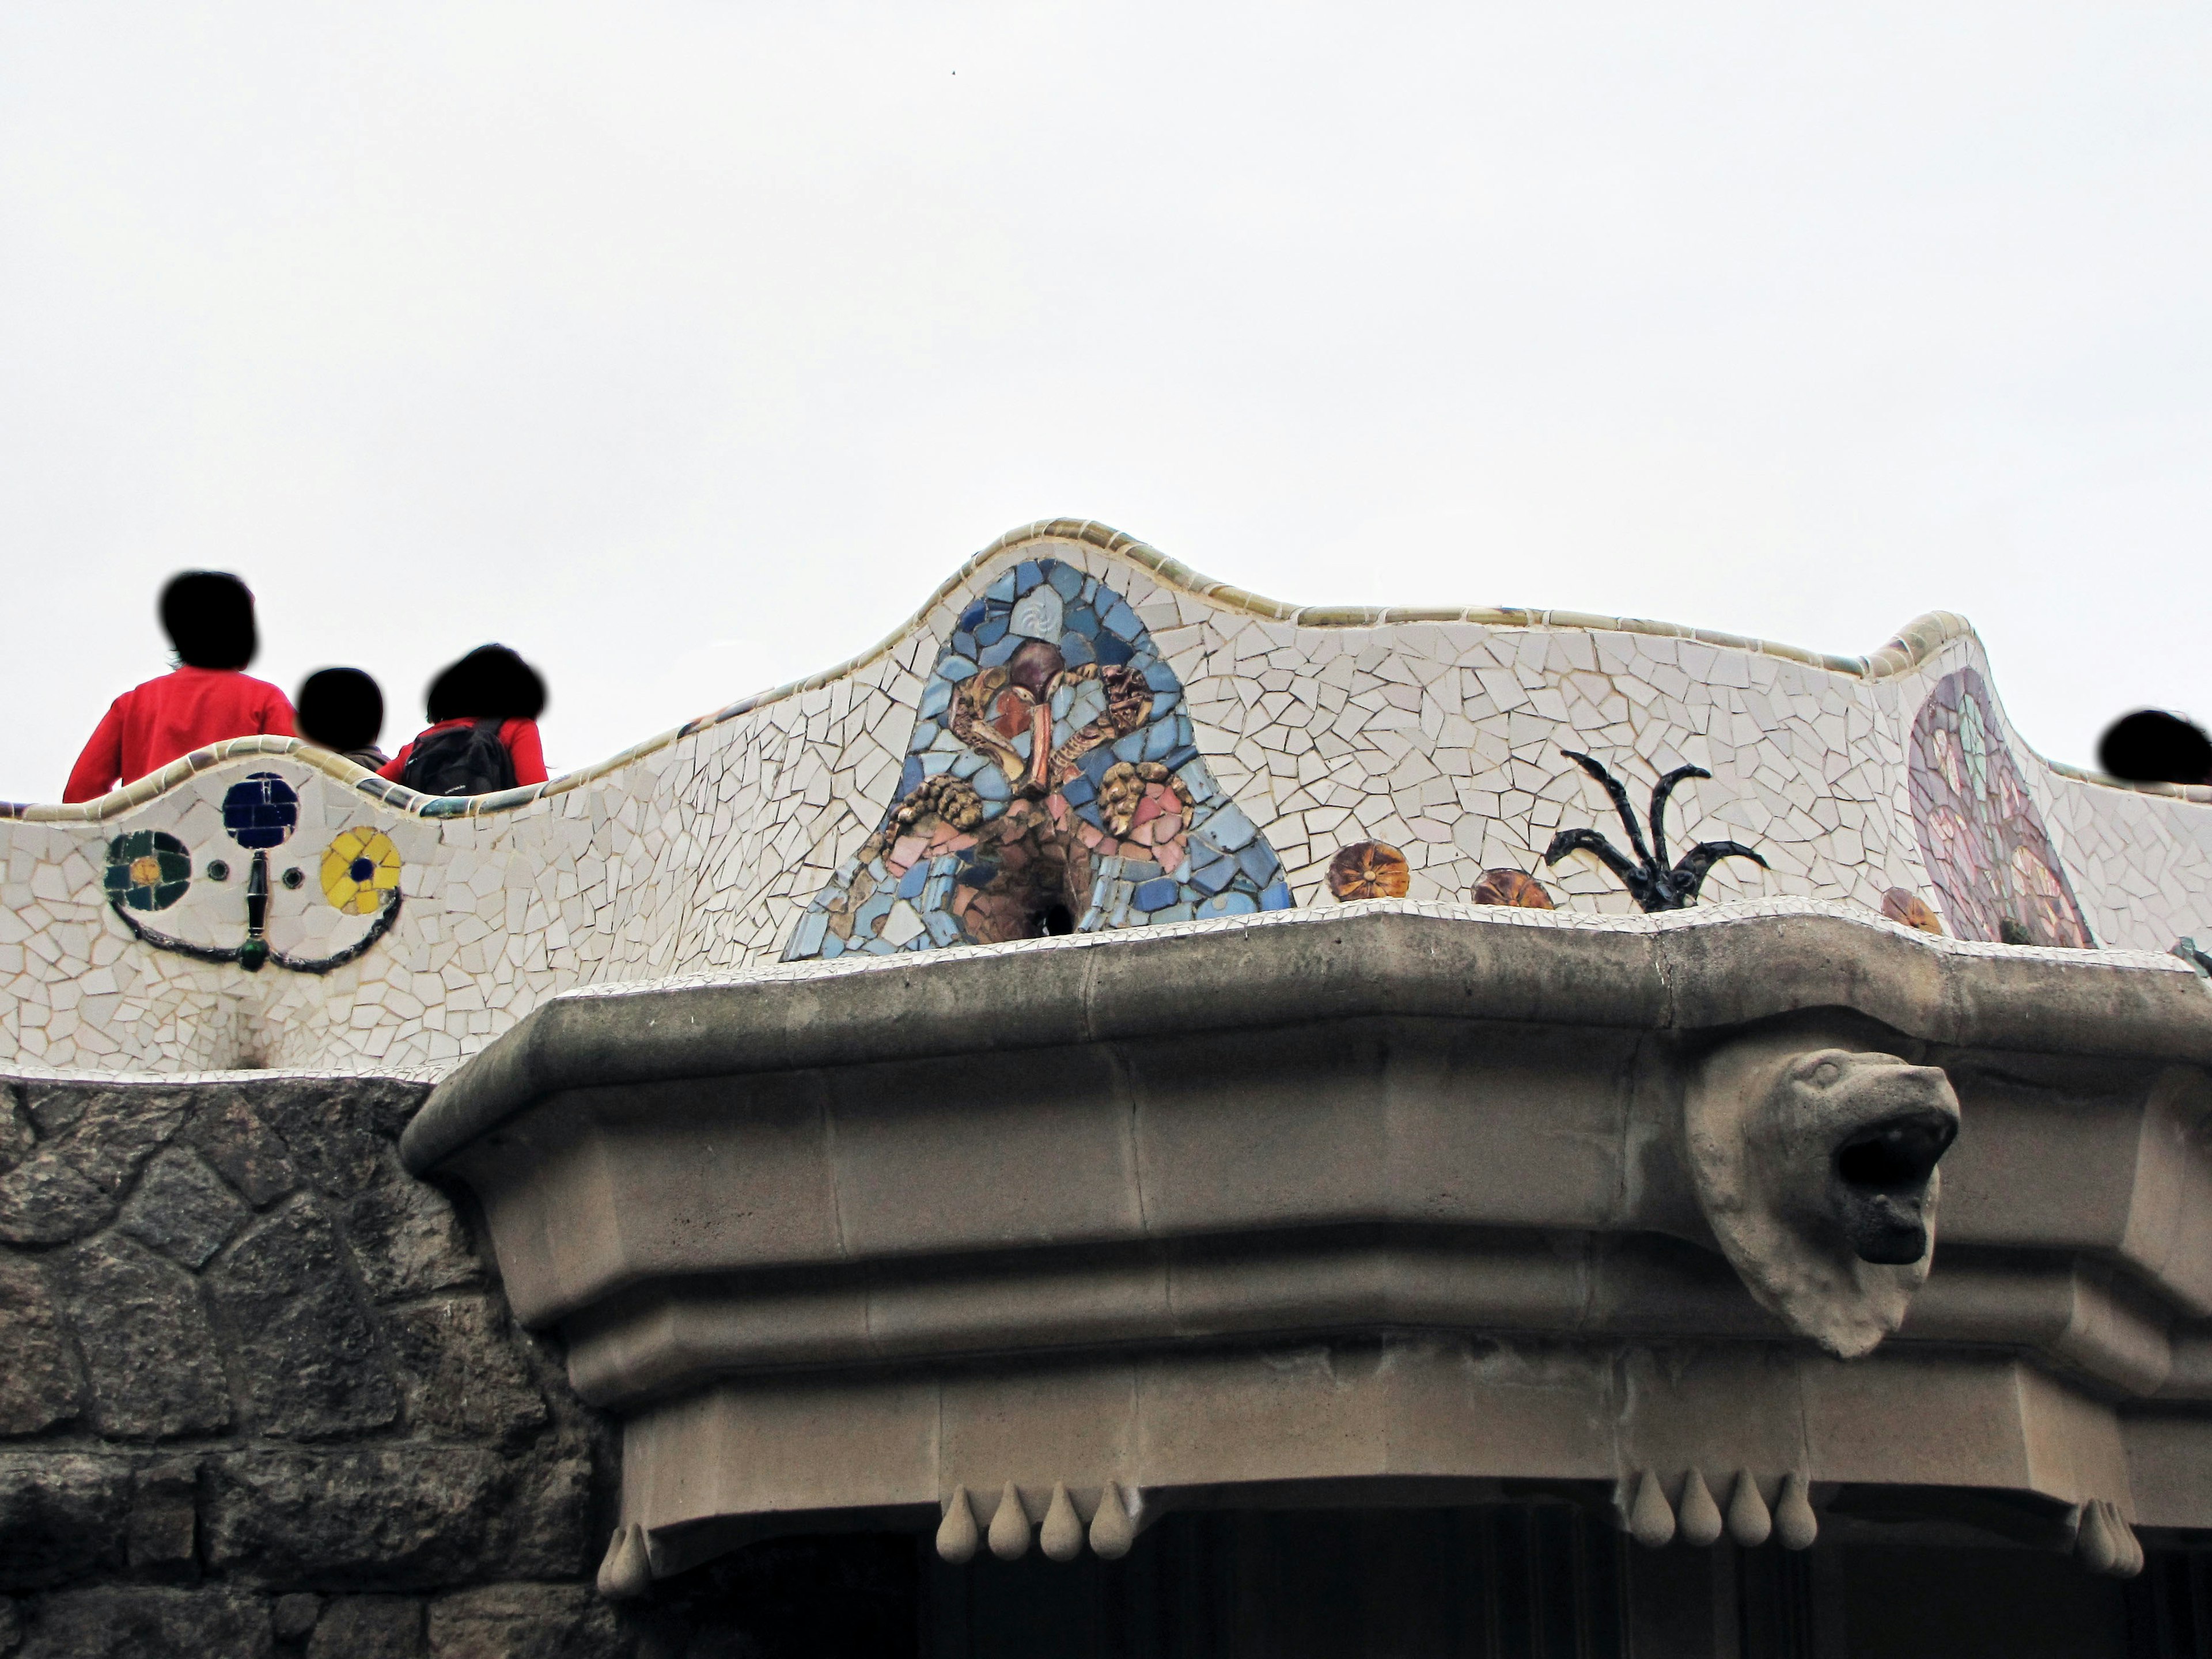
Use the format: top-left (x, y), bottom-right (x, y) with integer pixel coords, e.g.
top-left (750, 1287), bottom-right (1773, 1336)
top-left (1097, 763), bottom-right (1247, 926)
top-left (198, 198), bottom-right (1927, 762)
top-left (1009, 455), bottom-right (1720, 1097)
top-left (222, 773), bottom-right (299, 849)
top-left (786, 559), bottom-right (1293, 959)
top-left (104, 829), bottom-right (191, 912)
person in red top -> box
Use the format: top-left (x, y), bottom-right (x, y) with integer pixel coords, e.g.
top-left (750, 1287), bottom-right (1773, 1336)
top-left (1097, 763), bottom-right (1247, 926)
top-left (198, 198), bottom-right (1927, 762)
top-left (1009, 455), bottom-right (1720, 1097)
top-left (64, 572), bottom-right (296, 803)
top-left (380, 645), bottom-right (549, 796)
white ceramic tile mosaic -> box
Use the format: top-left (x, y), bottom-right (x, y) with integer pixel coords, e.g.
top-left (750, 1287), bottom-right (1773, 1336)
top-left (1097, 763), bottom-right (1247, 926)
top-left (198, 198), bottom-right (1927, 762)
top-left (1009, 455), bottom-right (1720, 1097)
top-left (5, 522), bottom-right (2209, 1074)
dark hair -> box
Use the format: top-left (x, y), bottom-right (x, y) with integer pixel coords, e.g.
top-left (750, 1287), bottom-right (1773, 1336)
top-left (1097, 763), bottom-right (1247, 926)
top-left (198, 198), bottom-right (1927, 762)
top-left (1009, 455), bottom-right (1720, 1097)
top-left (296, 668), bottom-right (385, 752)
top-left (2098, 709), bottom-right (2212, 786)
top-left (425, 645), bottom-right (547, 725)
top-left (160, 571), bottom-right (257, 670)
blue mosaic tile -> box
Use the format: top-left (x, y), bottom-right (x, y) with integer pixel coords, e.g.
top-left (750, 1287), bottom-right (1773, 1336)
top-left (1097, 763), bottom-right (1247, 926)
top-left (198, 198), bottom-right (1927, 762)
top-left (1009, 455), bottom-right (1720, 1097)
top-left (791, 907), bottom-right (830, 958)
top-left (1198, 891), bottom-right (1259, 918)
top-left (1203, 804), bottom-right (1259, 853)
top-left (1133, 877), bottom-right (1180, 912)
top-left (782, 556), bottom-right (1294, 960)
top-left (1238, 842), bottom-right (1282, 884)
top-left (1190, 853), bottom-right (1237, 896)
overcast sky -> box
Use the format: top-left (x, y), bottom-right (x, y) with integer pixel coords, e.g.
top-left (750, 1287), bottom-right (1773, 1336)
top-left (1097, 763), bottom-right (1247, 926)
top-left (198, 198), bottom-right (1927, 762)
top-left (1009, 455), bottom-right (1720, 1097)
top-left (3, 5), bottom-right (2207, 801)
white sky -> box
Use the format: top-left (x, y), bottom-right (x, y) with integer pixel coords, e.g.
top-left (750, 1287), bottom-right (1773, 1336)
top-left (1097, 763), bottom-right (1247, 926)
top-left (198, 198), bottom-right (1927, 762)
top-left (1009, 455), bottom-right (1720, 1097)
top-left (3, 5), bottom-right (2208, 800)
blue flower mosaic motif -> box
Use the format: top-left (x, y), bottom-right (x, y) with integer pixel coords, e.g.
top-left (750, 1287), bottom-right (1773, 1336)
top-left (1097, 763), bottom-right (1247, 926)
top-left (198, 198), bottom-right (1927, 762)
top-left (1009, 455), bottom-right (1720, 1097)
top-left (222, 773), bottom-right (299, 849)
top-left (785, 559), bottom-right (1293, 960)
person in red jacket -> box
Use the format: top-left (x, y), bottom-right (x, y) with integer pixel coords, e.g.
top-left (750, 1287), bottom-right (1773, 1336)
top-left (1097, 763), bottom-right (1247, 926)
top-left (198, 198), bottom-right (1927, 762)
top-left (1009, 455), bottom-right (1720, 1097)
top-left (380, 645), bottom-right (549, 796)
top-left (64, 572), bottom-right (296, 803)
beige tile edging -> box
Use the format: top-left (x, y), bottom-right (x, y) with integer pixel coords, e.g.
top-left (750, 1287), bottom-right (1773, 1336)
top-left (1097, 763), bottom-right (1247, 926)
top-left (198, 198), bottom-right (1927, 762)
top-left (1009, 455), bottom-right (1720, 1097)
top-left (14, 518), bottom-right (2200, 823)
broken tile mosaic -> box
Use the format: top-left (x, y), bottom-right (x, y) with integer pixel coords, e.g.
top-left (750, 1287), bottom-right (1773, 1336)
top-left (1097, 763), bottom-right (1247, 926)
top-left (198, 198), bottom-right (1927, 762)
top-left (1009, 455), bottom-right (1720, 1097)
top-left (1908, 669), bottom-right (2092, 949)
top-left (783, 558), bottom-right (1292, 959)
top-left (0, 521), bottom-right (2203, 1075)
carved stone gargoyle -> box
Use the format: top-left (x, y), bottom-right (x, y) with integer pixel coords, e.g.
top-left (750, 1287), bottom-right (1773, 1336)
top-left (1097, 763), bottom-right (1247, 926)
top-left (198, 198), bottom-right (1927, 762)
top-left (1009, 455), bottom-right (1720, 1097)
top-left (1684, 1032), bottom-right (1961, 1358)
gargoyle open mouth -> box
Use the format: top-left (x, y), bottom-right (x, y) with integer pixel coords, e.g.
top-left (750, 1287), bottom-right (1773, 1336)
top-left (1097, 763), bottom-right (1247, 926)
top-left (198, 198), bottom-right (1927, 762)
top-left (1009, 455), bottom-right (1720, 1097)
top-left (1833, 1109), bottom-right (1959, 1265)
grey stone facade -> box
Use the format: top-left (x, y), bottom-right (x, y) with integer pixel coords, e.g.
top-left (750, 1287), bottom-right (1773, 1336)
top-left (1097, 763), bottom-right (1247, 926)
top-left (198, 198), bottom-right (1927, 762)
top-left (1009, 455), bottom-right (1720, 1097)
top-left (0, 1074), bottom-right (624, 1659)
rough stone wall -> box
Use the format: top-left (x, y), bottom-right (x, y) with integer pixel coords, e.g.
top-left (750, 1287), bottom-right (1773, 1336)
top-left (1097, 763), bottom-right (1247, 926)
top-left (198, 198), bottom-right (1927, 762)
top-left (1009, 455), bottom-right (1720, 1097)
top-left (0, 1073), bottom-right (624, 1659)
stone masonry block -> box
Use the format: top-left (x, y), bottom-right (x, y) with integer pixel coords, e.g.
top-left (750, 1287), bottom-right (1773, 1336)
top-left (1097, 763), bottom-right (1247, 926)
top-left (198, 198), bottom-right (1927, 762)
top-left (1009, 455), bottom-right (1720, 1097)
top-left (186, 1097), bottom-right (298, 1208)
top-left (384, 1297), bottom-right (546, 1445)
top-left (0, 1088), bottom-right (33, 1173)
top-left (347, 1179), bottom-right (479, 1303)
top-left (426, 1584), bottom-right (624, 1659)
top-left (271, 1593), bottom-right (323, 1643)
top-left (205, 1202), bottom-right (397, 1438)
top-left (306, 1595), bottom-right (425, 1658)
top-left (0, 1454), bottom-right (131, 1592)
top-left (127, 1457), bottom-right (199, 1577)
top-left (19, 1086), bottom-right (88, 1139)
top-left (59, 1234), bottom-right (230, 1440)
top-left (253, 1080), bottom-right (427, 1200)
top-left (16, 1587), bottom-right (271, 1659)
top-left (0, 1250), bottom-right (81, 1434)
top-left (46, 1090), bottom-right (191, 1196)
top-left (117, 1146), bottom-right (249, 1269)
top-left (0, 1153), bottom-right (113, 1247)
top-left (203, 1447), bottom-right (506, 1590)
top-left (501, 1456), bottom-right (593, 1582)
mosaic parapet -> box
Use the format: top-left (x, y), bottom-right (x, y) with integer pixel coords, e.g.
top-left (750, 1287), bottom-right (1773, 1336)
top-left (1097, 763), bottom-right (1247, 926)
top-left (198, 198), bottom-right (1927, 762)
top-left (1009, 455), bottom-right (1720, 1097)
top-left (4, 518), bottom-right (2212, 1074)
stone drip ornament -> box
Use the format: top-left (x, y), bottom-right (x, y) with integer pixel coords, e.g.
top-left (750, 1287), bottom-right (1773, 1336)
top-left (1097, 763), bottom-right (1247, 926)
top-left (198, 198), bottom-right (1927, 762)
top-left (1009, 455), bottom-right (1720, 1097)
top-left (933, 1482), bottom-right (1139, 1565)
top-left (1685, 1030), bottom-right (1961, 1358)
top-left (1544, 749), bottom-right (1768, 912)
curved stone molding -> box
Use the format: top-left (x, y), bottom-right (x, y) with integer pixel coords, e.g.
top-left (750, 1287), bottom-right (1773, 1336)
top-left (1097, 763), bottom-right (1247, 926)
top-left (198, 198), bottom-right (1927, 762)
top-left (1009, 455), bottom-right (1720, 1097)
top-left (1685, 1033), bottom-right (1960, 1357)
top-left (402, 904), bottom-right (2212, 1584)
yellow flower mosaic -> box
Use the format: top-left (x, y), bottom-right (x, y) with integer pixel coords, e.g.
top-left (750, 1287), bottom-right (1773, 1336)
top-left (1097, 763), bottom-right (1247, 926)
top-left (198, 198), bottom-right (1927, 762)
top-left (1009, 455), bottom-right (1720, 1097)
top-left (321, 827), bottom-right (402, 915)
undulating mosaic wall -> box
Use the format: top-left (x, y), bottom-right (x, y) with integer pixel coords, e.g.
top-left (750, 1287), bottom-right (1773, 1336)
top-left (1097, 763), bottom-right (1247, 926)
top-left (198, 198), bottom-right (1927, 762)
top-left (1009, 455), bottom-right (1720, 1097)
top-left (3, 520), bottom-right (2209, 1074)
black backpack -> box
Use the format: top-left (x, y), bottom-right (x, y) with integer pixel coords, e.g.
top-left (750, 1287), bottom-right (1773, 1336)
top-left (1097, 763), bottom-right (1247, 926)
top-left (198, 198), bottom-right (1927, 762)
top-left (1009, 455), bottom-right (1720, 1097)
top-left (400, 719), bottom-right (517, 797)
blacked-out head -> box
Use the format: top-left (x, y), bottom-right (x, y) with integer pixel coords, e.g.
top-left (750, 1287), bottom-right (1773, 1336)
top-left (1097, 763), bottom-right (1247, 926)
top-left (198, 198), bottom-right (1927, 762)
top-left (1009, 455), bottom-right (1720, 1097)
top-left (2099, 709), bottom-right (2212, 786)
top-left (160, 571), bottom-right (257, 671)
top-left (426, 645), bottom-right (547, 724)
top-left (296, 668), bottom-right (385, 752)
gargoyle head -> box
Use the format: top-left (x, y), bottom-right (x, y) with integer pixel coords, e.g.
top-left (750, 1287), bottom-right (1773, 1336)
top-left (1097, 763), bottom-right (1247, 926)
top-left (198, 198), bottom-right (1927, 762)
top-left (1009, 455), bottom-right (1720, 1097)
top-left (1685, 1035), bottom-right (1960, 1358)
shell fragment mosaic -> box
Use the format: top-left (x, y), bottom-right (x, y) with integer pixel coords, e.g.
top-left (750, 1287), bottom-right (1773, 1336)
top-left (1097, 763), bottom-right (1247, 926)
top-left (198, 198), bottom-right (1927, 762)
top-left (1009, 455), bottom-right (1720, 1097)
top-left (1, 520), bottom-right (2209, 1073)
